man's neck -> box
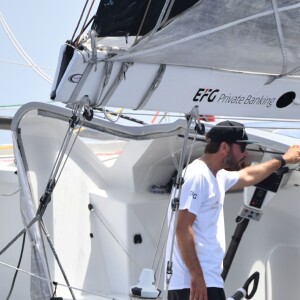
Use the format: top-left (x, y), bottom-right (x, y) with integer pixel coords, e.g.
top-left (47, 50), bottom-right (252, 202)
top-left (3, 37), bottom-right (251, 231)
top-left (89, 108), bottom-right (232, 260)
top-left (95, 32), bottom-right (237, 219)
top-left (200, 154), bottom-right (224, 176)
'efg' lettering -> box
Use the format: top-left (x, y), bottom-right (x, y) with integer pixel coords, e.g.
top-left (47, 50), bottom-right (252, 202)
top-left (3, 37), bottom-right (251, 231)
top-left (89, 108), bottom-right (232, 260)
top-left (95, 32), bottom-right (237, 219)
top-left (193, 88), bottom-right (220, 102)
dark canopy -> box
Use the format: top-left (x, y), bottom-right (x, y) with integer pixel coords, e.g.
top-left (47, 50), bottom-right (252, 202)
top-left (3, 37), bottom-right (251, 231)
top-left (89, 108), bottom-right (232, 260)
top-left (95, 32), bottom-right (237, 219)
top-left (91, 0), bottom-right (198, 37)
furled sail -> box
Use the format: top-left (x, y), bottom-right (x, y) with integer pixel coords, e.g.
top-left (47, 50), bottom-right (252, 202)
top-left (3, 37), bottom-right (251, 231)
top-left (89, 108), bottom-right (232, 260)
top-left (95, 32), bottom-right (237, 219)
top-left (113, 0), bottom-right (300, 75)
top-left (51, 0), bottom-right (300, 120)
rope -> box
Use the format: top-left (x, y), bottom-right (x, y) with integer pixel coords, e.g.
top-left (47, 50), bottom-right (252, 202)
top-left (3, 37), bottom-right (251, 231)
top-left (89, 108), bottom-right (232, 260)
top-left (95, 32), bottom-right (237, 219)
top-left (133, 0), bottom-right (153, 45)
top-left (165, 107), bottom-right (200, 293)
top-left (0, 189), bottom-right (20, 197)
top-left (5, 232), bottom-right (26, 300)
top-left (0, 11), bottom-right (53, 83)
top-left (0, 261), bottom-right (120, 299)
top-left (145, 0), bottom-right (173, 43)
top-left (45, 104), bottom-right (85, 188)
top-left (39, 220), bottom-right (76, 300)
top-left (0, 145), bottom-right (13, 150)
top-left (89, 205), bottom-right (141, 271)
top-left (55, 118), bottom-right (85, 184)
top-left (160, 0), bottom-right (176, 27)
top-left (0, 58), bottom-right (54, 71)
top-left (74, 0), bottom-right (96, 46)
top-left (271, 0), bottom-right (288, 75)
top-left (71, 0), bottom-right (90, 44)
top-left (94, 107), bottom-right (147, 125)
top-left (152, 117), bottom-right (199, 286)
top-left (151, 111), bottom-right (160, 124)
top-left (102, 108), bottom-right (123, 123)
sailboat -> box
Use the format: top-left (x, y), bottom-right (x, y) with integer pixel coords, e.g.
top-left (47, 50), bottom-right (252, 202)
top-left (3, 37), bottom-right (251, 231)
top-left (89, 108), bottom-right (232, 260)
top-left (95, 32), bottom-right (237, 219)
top-left (1, 0), bottom-right (300, 299)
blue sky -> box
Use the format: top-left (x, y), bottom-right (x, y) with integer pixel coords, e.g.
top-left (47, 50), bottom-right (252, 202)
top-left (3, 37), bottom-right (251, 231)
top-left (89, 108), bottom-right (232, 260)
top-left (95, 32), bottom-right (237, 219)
top-left (0, 1), bottom-right (179, 144)
top-left (0, 1), bottom-right (98, 112)
top-left (0, 1), bottom-right (98, 143)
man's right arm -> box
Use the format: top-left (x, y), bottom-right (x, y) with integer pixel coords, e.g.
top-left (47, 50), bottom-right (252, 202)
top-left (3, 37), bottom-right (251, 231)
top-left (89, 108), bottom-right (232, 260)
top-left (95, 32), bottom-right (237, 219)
top-left (176, 209), bottom-right (208, 300)
top-left (233, 145), bottom-right (300, 190)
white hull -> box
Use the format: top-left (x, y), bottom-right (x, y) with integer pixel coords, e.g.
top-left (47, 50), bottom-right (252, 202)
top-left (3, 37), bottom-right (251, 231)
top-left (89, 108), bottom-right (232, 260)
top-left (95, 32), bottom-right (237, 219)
top-left (1, 103), bottom-right (300, 299)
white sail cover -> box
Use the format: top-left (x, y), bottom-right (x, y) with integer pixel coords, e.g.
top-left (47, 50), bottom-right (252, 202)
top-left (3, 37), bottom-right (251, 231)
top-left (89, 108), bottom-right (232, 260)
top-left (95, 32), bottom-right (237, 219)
top-left (51, 0), bottom-right (300, 119)
top-left (113, 0), bottom-right (300, 76)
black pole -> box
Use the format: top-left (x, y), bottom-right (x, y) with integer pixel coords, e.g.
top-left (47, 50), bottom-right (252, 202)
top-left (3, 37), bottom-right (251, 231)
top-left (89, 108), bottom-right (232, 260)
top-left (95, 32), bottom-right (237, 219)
top-left (222, 217), bottom-right (250, 281)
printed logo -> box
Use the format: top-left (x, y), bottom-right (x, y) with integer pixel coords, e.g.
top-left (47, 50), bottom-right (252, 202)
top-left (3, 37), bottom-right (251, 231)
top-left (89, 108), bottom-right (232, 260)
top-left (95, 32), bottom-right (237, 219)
top-left (68, 74), bottom-right (82, 83)
top-left (189, 191), bottom-right (197, 199)
top-left (193, 88), bottom-right (220, 102)
top-left (276, 91), bottom-right (296, 108)
top-left (192, 87), bottom-right (297, 109)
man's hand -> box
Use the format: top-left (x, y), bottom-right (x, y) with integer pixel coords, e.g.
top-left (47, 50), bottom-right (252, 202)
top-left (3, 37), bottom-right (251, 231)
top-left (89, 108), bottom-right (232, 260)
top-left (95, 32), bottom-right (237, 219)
top-left (190, 273), bottom-right (208, 300)
top-left (282, 145), bottom-right (300, 164)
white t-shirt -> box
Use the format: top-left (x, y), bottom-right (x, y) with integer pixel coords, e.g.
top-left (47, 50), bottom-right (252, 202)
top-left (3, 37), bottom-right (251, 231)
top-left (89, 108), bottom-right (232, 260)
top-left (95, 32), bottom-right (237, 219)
top-left (167, 159), bottom-right (239, 289)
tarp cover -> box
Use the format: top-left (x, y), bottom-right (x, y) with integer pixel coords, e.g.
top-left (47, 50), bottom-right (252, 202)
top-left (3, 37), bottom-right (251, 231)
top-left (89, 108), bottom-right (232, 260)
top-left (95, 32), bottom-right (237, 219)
top-left (111, 0), bottom-right (300, 76)
top-left (92, 0), bottom-right (198, 36)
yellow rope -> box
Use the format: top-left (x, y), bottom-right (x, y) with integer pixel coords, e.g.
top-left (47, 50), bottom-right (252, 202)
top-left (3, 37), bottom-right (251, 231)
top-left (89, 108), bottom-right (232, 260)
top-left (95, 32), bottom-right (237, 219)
top-left (0, 145), bottom-right (13, 150)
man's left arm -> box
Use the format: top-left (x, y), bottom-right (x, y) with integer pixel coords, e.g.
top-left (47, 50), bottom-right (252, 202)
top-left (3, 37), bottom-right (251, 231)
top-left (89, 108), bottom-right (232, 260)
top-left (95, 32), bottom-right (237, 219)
top-left (232, 145), bottom-right (300, 190)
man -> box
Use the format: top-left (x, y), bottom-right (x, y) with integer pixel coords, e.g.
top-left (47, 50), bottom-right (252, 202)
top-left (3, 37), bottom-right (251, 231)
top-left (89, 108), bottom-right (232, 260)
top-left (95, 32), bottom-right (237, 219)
top-left (166, 120), bottom-right (300, 300)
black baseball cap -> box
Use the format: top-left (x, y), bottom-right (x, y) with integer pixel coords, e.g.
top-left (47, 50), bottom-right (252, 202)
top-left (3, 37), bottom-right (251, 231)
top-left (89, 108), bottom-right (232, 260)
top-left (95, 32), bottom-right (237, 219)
top-left (206, 121), bottom-right (257, 144)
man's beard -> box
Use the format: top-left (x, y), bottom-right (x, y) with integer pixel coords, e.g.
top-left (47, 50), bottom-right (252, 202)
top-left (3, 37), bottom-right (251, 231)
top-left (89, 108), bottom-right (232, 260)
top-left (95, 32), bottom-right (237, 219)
top-left (226, 152), bottom-right (244, 171)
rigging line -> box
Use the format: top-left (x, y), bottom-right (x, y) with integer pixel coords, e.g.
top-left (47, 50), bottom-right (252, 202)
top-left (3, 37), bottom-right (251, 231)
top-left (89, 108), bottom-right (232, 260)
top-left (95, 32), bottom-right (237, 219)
top-left (0, 189), bottom-right (20, 197)
top-left (0, 58), bottom-right (55, 71)
top-left (73, 16), bottom-right (96, 46)
top-left (103, 107), bottom-right (123, 123)
top-left (165, 109), bottom-right (197, 288)
top-left (95, 111), bottom-right (300, 122)
top-left (0, 100), bottom-right (53, 109)
top-left (0, 261), bottom-right (120, 300)
top-left (154, 237), bottom-right (168, 287)
top-left (109, 2), bottom-right (300, 62)
top-left (158, 112), bottom-right (168, 123)
top-left (94, 107), bottom-right (147, 125)
top-left (152, 201), bottom-right (169, 282)
top-left (160, 0), bottom-right (176, 27)
top-left (71, 0), bottom-right (90, 43)
top-left (271, 0), bottom-right (288, 75)
top-left (206, 115), bottom-right (300, 123)
top-left (145, 0), bottom-right (173, 43)
top-left (153, 120), bottom-right (199, 281)
top-left (0, 104), bottom-right (23, 109)
top-left (97, 111), bottom-right (183, 117)
top-left (39, 219), bottom-right (76, 300)
top-left (268, 65), bottom-right (300, 82)
top-left (151, 194), bottom-right (170, 271)
top-left (81, 0), bottom-right (96, 33)
top-left (38, 220), bottom-right (53, 295)
top-left (0, 11), bottom-right (53, 83)
top-left (91, 207), bottom-right (141, 270)
top-left (0, 145), bottom-right (12, 150)
top-left (151, 111), bottom-right (160, 124)
top-left (45, 104), bottom-right (85, 186)
top-left (55, 117), bottom-right (85, 185)
top-left (133, 0), bottom-right (153, 45)
top-left (46, 124), bottom-right (75, 185)
top-left (6, 232), bottom-right (26, 300)
top-left (75, 0), bottom-right (96, 46)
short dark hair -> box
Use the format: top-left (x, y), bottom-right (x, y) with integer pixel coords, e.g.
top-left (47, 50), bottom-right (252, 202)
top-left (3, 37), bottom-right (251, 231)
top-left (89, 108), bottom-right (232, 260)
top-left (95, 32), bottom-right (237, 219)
top-left (204, 141), bottom-right (222, 154)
